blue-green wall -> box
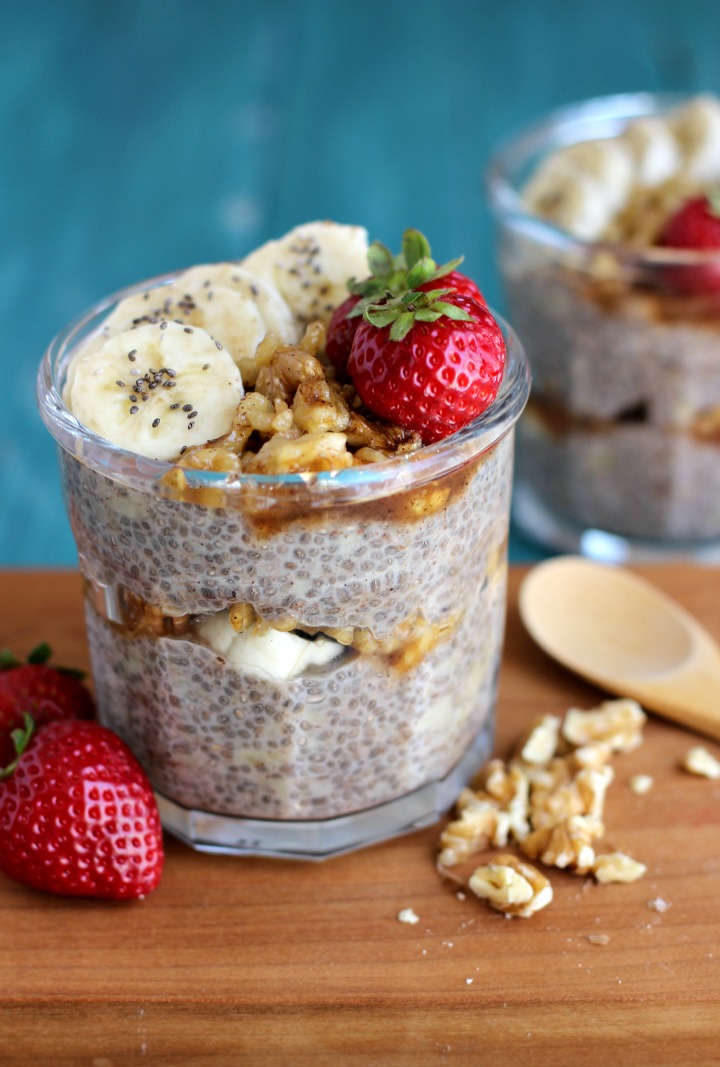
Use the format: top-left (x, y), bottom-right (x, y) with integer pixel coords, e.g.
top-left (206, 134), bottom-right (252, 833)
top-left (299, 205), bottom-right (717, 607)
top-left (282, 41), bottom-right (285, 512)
top-left (3, 0), bottom-right (719, 565)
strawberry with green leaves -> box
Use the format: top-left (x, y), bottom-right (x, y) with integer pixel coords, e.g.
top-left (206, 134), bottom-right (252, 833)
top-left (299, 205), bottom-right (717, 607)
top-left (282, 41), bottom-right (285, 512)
top-left (0, 715), bottom-right (163, 900)
top-left (326, 229), bottom-right (485, 377)
top-left (346, 256), bottom-right (505, 444)
top-left (0, 643), bottom-right (95, 764)
top-left (658, 190), bottom-right (720, 292)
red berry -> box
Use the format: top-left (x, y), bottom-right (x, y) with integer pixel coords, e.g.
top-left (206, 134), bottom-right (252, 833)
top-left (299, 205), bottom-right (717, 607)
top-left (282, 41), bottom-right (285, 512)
top-left (326, 293), bottom-right (362, 377)
top-left (0, 652), bottom-right (95, 767)
top-left (348, 293), bottom-right (506, 444)
top-left (658, 194), bottom-right (720, 292)
top-left (0, 719), bottom-right (163, 900)
top-left (417, 269), bottom-right (486, 306)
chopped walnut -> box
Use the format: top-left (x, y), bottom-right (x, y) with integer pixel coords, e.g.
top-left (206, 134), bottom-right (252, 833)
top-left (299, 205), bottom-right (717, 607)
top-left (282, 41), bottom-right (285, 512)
top-left (438, 800), bottom-right (501, 867)
top-left (629, 774), bottom-right (654, 795)
top-left (254, 344), bottom-right (327, 405)
top-left (681, 746), bottom-right (720, 780)
top-left (469, 854), bottom-right (553, 918)
top-left (575, 765), bottom-right (615, 820)
top-left (520, 814), bottom-right (604, 873)
top-left (593, 852), bottom-right (647, 884)
top-left (517, 714), bottom-right (561, 765)
top-left (562, 699), bottom-right (647, 753)
top-left (571, 742), bottom-right (613, 770)
top-left (242, 431), bottom-right (354, 474)
top-left (438, 695), bottom-right (655, 916)
top-left (528, 764), bottom-right (613, 832)
top-left (481, 761), bottom-right (531, 841)
top-left (292, 378), bottom-right (351, 435)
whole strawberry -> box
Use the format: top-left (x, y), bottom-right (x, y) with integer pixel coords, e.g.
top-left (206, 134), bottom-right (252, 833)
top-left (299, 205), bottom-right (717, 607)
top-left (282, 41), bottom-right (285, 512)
top-left (325, 229), bottom-right (474, 377)
top-left (0, 643), bottom-right (95, 765)
top-left (0, 717), bottom-right (163, 899)
top-left (658, 191), bottom-right (720, 292)
top-left (348, 290), bottom-right (506, 444)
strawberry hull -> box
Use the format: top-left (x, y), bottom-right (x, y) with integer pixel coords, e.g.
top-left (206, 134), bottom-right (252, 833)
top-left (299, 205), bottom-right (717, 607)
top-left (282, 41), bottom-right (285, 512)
top-left (38, 275), bottom-right (530, 859)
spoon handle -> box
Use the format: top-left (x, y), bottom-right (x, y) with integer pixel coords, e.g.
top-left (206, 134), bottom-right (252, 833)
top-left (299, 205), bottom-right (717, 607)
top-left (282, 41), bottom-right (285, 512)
top-left (616, 653), bottom-right (720, 742)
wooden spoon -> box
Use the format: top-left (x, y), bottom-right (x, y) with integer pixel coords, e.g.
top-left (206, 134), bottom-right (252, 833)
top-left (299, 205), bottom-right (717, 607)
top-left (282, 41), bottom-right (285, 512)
top-left (519, 556), bottom-right (720, 741)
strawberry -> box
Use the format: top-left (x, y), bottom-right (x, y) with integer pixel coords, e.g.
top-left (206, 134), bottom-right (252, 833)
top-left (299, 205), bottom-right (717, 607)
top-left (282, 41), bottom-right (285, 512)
top-left (0, 716), bottom-right (163, 899)
top-left (658, 191), bottom-right (720, 292)
top-left (326, 294), bottom-right (363, 376)
top-left (0, 643), bottom-right (95, 765)
top-left (325, 228), bottom-right (471, 377)
top-left (348, 290), bottom-right (506, 444)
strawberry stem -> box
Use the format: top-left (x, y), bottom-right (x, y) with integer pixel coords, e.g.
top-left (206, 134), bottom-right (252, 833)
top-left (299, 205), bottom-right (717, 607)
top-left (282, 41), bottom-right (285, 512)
top-left (344, 229), bottom-right (465, 323)
top-left (27, 642), bottom-right (53, 665)
top-left (0, 713), bottom-right (35, 779)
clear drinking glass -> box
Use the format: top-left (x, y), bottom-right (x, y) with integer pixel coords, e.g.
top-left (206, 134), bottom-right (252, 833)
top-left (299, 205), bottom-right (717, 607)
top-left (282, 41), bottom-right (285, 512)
top-left (487, 92), bottom-right (720, 563)
top-left (37, 273), bottom-right (530, 859)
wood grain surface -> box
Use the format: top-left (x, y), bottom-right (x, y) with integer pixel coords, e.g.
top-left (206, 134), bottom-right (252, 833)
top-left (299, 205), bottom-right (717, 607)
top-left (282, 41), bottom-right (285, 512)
top-left (1, 566), bottom-right (719, 1066)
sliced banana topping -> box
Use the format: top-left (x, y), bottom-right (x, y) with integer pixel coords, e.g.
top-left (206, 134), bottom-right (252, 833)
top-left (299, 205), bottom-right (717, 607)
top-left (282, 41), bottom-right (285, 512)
top-left (241, 221), bottom-right (369, 324)
top-left (84, 266), bottom-right (299, 386)
top-left (176, 264), bottom-right (301, 383)
top-left (671, 94), bottom-right (720, 182)
top-left (621, 116), bottom-right (681, 187)
top-left (522, 94), bottom-right (720, 240)
top-left (197, 612), bottom-right (345, 680)
top-left (68, 321), bottom-right (244, 461)
top-left (523, 166), bottom-right (616, 241)
top-left (558, 138), bottom-right (635, 210)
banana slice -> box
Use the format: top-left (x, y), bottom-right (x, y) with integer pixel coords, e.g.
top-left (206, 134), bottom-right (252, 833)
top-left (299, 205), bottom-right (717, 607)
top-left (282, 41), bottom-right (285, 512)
top-left (87, 266), bottom-right (299, 385)
top-left (196, 612), bottom-right (344, 680)
top-left (621, 115), bottom-right (681, 187)
top-left (523, 137), bottom-right (635, 238)
top-left (175, 263), bottom-right (301, 383)
top-left (558, 138), bottom-right (634, 211)
top-left (68, 321), bottom-right (244, 461)
top-left (523, 167), bottom-right (615, 241)
top-left (240, 221), bottom-right (369, 324)
top-left (671, 95), bottom-right (720, 182)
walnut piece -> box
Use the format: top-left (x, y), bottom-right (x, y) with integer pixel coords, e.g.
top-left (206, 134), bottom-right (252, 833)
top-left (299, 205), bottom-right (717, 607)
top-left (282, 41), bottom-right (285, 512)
top-left (517, 714), bottom-right (561, 765)
top-left (520, 814), bottom-right (603, 873)
top-left (593, 852), bottom-right (647, 884)
top-left (562, 698), bottom-right (647, 753)
top-left (469, 854), bottom-right (553, 918)
top-left (681, 746), bottom-right (720, 780)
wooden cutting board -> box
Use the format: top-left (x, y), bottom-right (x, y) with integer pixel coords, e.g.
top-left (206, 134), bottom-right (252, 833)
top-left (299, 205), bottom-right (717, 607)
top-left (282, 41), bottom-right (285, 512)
top-left (1, 566), bottom-right (719, 1066)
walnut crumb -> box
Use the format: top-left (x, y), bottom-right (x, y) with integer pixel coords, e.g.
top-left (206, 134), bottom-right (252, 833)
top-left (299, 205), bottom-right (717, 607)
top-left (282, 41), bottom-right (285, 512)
top-left (593, 852), bottom-right (647, 884)
top-left (629, 774), bottom-right (654, 795)
top-left (397, 908), bottom-right (420, 925)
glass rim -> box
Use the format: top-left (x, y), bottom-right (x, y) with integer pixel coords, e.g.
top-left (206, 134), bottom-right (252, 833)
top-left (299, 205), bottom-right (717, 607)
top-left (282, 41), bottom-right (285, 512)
top-left (36, 270), bottom-right (531, 504)
top-left (485, 89), bottom-right (720, 268)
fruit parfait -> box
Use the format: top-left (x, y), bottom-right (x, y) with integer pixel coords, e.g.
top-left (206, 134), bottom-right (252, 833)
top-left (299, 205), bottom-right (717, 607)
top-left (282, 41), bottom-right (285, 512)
top-left (487, 93), bottom-right (720, 559)
top-left (37, 222), bottom-right (529, 859)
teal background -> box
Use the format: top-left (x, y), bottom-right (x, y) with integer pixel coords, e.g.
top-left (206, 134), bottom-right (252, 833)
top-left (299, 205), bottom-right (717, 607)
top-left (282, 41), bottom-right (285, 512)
top-left (3, 0), bottom-right (719, 566)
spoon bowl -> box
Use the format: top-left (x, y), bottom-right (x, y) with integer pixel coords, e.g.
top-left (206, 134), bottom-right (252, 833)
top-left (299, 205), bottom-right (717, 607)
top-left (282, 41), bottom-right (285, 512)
top-left (519, 556), bottom-right (720, 741)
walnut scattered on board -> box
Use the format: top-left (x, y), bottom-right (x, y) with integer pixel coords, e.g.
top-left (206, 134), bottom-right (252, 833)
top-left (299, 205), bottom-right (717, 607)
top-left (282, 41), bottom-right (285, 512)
top-left (437, 698), bottom-right (649, 919)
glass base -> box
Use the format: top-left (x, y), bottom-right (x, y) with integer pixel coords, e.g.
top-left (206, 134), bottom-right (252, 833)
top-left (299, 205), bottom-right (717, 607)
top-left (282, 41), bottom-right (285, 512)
top-left (155, 717), bottom-right (494, 861)
top-left (513, 484), bottom-right (720, 564)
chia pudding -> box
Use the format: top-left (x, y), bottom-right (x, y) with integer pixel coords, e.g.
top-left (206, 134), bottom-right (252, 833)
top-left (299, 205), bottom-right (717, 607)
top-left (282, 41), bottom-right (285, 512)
top-left (487, 93), bottom-right (720, 557)
top-left (37, 222), bottom-right (529, 857)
